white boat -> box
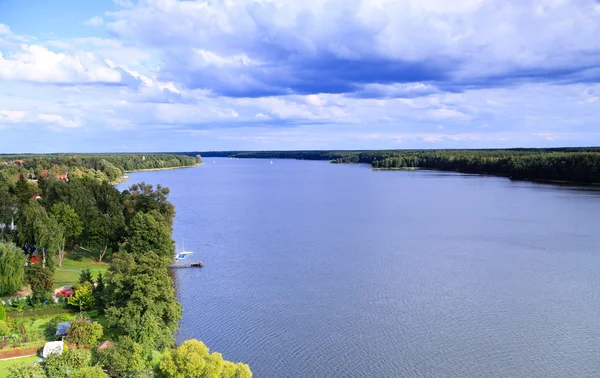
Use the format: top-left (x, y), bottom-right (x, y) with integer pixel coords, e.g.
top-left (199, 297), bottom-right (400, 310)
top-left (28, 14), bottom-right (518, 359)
top-left (270, 160), bottom-right (273, 164)
top-left (175, 239), bottom-right (194, 260)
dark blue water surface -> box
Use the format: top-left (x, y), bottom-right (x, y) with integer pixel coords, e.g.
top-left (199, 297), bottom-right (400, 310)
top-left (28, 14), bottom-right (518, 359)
top-left (119, 158), bottom-right (600, 378)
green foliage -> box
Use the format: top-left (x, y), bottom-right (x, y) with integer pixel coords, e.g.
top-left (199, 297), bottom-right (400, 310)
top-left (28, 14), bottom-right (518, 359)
top-left (123, 182), bottom-right (175, 226)
top-left (0, 320), bottom-right (9, 336)
top-left (126, 210), bottom-right (174, 262)
top-left (0, 242), bottom-right (27, 295)
top-left (49, 202), bottom-right (82, 267)
top-left (157, 340), bottom-right (252, 378)
top-left (0, 186), bottom-right (17, 238)
top-left (16, 200), bottom-right (48, 252)
top-left (0, 306), bottom-right (6, 322)
top-left (68, 282), bottom-right (95, 312)
top-left (43, 348), bottom-right (91, 378)
top-left (98, 336), bottom-right (147, 378)
top-left (104, 252), bottom-right (181, 352)
top-left (8, 363), bottom-right (46, 378)
top-left (25, 264), bottom-right (54, 303)
top-left (197, 148), bottom-right (600, 184)
top-left (78, 269), bottom-right (93, 285)
top-left (70, 366), bottom-right (109, 378)
top-left (65, 318), bottom-right (103, 348)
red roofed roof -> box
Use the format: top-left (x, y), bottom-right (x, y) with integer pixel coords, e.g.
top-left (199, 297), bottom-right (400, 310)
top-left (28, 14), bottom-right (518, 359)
top-left (41, 170), bottom-right (48, 177)
top-left (32, 193), bottom-right (42, 200)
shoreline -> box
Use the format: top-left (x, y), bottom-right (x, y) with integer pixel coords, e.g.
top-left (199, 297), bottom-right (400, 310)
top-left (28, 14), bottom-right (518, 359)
top-left (115, 162), bottom-right (203, 184)
top-left (371, 166), bottom-right (600, 186)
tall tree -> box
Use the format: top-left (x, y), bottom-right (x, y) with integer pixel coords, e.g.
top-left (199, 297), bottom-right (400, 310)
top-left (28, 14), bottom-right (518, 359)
top-left (26, 264), bottom-right (54, 303)
top-left (0, 242), bottom-right (26, 295)
top-left (126, 210), bottom-right (175, 263)
top-left (104, 252), bottom-right (181, 353)
top-left (0, 187), bottom-right (17, 239)
top-left (49, 202), bottom-right (83, 266)
top-left (123, 183), bottom-right (175, 226)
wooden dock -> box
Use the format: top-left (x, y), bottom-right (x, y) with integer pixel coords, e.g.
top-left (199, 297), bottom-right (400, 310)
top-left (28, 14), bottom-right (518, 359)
top-left (169, 262), bottom-right (204, 269)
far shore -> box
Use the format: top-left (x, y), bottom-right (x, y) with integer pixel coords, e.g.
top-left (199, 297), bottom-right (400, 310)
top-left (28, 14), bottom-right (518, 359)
top-left (115, 162), bottom-right (203, 184)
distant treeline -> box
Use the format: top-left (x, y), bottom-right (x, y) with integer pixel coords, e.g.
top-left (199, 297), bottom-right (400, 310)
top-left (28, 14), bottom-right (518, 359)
top-left (0, 154), bottom-right (201, 183)
top-left (183, 148), bottom-right (600, 184)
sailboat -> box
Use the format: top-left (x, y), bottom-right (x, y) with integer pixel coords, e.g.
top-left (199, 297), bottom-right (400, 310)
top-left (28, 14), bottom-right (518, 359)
top-left (176, 239), bottom-right (194, 260)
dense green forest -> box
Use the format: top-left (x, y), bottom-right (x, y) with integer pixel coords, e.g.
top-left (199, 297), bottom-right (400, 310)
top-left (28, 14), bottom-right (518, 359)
top-left (188, 148), bottom-right (600, 184)
top-left (0, 153), bottom-right (201, 184)
top-left (0, 154), bottom-right (250, 377)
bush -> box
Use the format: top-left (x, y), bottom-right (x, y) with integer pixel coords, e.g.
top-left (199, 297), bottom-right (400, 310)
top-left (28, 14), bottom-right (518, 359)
top-left (0, 305), bottom-right (6, 321)
top-left (43, 348), bottom-right (91, 378)
top-left (8, 363), bottom-right (46, 378)
top-left (70, 365), bottom-right (109, 378)
top-left (65, 318), bottom-right (103, 348)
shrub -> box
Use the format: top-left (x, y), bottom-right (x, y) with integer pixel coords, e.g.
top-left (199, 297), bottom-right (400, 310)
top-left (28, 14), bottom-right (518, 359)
top-left (66, 318), bottom-right (103, 348)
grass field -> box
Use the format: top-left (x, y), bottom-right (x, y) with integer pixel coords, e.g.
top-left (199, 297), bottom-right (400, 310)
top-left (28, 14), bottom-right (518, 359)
top-left (53, 249), bottom-right (109, 288)
top-left (0, 356), bottom-right (39, 377)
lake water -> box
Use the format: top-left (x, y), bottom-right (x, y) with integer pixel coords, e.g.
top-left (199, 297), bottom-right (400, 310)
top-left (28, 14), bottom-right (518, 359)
top-left (119, 158), bottom-right (600, 378)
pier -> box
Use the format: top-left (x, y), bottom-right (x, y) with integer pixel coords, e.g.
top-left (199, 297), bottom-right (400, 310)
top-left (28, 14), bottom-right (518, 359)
top-left (168, 262), bottom-right (204, 269)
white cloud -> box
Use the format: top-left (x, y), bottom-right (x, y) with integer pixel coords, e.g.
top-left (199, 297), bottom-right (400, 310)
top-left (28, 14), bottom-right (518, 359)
top-left (84, 16), bottom-right (104, 27)
top-left (0, 109), bottom-right (25, 122)
top-left (38, 114), bottom-right (80, 128)
top-left (0, 24), bottom-right (11, 35)
top-left (0, 44), bottom-right (130, 85)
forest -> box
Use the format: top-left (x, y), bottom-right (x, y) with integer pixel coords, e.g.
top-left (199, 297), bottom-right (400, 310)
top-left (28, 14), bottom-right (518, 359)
top-left (189, 148), bottom-right (600, 184)
top-left (0, 153), bottom-right (201, 184)
top-left (0, 154), bottom-right (251, 377)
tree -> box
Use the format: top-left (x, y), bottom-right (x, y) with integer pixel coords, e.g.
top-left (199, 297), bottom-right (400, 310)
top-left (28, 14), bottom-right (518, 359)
top-left (26, 264), bottom-right (54, 303)
top-left (13, 172), bottom-right (36, 204)
top-left (68, 282), bottom-right (95, 312)
top-left (87, 182), bottom-right (125, 263)
top-left (98, 336), bottom-right (147, 377)
top-left (17, 200), bottom-right (62, 267)
top-left (158, 340), bottom-right (252, 378)
top-left (0, 242), bottom-right (26, 295)
top-left (66, 318), bottom-right (103, 348)
top-left (104, 252), bottom-right (181, 352)
top-left (34, 216), bottom-right (63, 269)
top-left (0, 186), bottom-right (17, 239)
top-left (16, 200), bottom-right (47, 251)
top-left (78, 269), bottom-right (93, 285)
top-left (126, 210), bottom-right (174, 263)
top-left (43, 348), bottom-right (91, 378)
top-left (49, 202), bottom-right (83, 267)
top-left (70, 366), bottom-right (109, 378)
top-left (123, 183), bottom-right (175, 226)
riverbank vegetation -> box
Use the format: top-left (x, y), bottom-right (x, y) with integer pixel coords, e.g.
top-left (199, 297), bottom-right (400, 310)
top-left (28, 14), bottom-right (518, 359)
top-left (0, 154), bottom-right (251, 377)
top-left (192, 148), bottom-right (600, 184)
top-left (0, 153), bottom-right (201, 185)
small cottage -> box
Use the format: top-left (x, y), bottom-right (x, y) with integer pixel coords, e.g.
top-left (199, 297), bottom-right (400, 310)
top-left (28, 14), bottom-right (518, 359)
top-left (55, 321), bottom-right (72, 337)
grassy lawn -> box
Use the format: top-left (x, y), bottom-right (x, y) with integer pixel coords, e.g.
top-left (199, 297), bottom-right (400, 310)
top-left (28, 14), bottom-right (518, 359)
top-left (0, 356), bottom-right (40, 377)
top-left (53, 249), bottom-right (109, 288)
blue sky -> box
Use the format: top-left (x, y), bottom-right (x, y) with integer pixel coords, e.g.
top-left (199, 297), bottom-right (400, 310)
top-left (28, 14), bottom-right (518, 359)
top-left (1, 0), bottom-right (600, 152)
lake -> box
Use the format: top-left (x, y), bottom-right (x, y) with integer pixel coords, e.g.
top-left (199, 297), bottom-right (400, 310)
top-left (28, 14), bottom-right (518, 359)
top-left (119, 158), bottom-right (600, 378)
